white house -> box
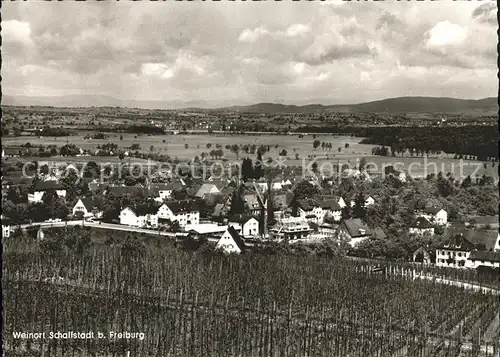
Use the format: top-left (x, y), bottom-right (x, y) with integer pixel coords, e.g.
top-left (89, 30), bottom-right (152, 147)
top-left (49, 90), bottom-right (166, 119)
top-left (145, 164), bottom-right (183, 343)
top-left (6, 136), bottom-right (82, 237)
top-left (365, 196), bottom-right (375, 206)
top-left (419, 207), bottom-right (447, 226)
top-left (317, 199), bottom-right (342, 223)
top-left (297, 199), bottom-right (323, 224)
top-left (157, 201), bottom-right (200, 228)
top-left (435, 231), bottom-right (498, 268)
top-left (216, 226), bottom-right (246, 254)
top-left (28, 181), bottom-right (67, 203)
top-left (228, 216), bottom-right (260, 237)
top-left (2, 224), bottom-right (11, 238)
top-left (72, 198), bottom-right (103, 219)
top-left (119, 204), bottom-right (159, 228)
top-left (409, 217), bottom-right (435, 236)
top-left (151, 183), bottom-right (176, 202)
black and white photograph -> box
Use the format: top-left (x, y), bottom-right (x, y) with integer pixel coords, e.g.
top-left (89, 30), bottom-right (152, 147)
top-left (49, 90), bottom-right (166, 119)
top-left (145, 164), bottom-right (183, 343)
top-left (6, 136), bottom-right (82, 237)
top-left (1, 1), bottom-right (499, 356)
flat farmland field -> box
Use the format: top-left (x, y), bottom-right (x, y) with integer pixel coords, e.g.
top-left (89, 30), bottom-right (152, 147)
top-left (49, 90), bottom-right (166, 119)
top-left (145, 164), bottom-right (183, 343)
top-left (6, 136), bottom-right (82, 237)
top-left (3, 133), bottom-right (374, 160)
top-left (3, 133), bottom-right (497, 179)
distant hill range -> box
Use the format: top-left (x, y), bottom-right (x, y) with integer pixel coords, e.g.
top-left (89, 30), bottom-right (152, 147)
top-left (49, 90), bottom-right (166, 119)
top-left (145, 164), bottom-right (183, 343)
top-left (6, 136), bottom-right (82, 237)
top-left (2, 95), bottom-right (497, 114)
top-left (220, 97), bottom-right (497, 114)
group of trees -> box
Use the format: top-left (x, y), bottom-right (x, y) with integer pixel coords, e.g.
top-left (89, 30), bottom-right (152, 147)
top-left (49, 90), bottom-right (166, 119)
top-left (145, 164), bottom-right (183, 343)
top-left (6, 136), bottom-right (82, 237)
top-left (299, 124), bottom-right (498, 160)
top-left (312, 140), bottom-right (335, 151)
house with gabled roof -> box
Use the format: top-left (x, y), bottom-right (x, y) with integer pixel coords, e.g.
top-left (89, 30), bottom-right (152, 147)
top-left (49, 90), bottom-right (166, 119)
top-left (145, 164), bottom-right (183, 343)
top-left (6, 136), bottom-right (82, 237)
top-left (157, 200), bottom-right (200, 228)
top-left (28, 181), bottom-right (67, 203)
top-left (296, 199), bottom-right (321, 223)
top-left (316, 198), bottom-right (342, 222)
top-left (216, 226), bottom-right (246, 254)
top-left (244, 194), bottom-right (262, 215)
top-left (466, 251), bottom-right (500, 269)
top-left (228, 214), bottom-right (260, 237)
top-left (266, 192), bottom-right (294, 219)
top-left (418, 207), bottom-right (447, 226)
top-left (337, 219), bottom-right (374, 247)
top-left (435, 229), bottom-right (499, 268)
top-left (384, 166), bottom-right (406, 182)
top-left (149, 182), bottom-right (179, 202)
top-left (409, 217), bottom-right (434, 236)
top-left (119, 203), bottom-right (159, 228)
top-left (72, 198), bottom-right (103, 219)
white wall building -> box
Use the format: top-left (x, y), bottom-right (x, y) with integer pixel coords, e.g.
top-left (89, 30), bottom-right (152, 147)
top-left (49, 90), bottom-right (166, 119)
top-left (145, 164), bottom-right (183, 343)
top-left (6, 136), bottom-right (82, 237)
top-left (3, 224), bottom-right (11, 238)
top-left (119, 205), bottom-right (159, 228)
top-left (419, 208), bottom-right (447, 226)
top-left (158, 201), bottom-right (200, 228)
top-left (72, 198), bottom-right (103, 219)
top-left (229, 216), bottom-right (260, 237)
top-left (216, 226), bottom-right (246, 254)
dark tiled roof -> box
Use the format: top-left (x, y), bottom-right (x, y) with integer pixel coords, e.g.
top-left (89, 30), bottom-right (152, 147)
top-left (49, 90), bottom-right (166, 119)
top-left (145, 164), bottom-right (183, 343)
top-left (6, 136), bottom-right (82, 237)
top-left (88, 183), bottom-right (109, 193)
top-left (33, 181), bottom-right (63, 191)
top-left (342, 219), bottom-right (372, 238)
top-left (107, 186), bottom-right (153, 198)
top-left (228, 214), bottom-right (258, 224)
top-left (467, 216), bottom-right (498, 225)
top-left (226, 226), bottom-right (246, 252)
top-left (80, 198), bottom-right (100, 211)
top-left (410, 217), bottom-right (433, 229)
top-left (438, 234), bottom-right (477, 251)
top-left (163, 200), bottom-right (199, 214)
top-left (443, 229), bottom-right (498, 251)
top-left (317, 199), bottom-right (341, 211)
top-left (127, 203), bottom-right (159, 216)
top-left (468, 250), bottom-right (500, 263)
top-left (423, 207), bottom-right (443, 215)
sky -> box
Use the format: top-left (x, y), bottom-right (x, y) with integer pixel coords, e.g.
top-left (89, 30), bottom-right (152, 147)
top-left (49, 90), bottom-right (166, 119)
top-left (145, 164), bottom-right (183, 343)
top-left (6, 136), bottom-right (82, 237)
top-left (2, 1), bottom-right (497, 105)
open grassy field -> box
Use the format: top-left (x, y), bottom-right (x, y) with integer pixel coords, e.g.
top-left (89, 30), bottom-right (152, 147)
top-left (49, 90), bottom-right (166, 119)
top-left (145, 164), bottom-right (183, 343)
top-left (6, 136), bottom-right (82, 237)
top-left (4, 133), bottom-right (497, 179)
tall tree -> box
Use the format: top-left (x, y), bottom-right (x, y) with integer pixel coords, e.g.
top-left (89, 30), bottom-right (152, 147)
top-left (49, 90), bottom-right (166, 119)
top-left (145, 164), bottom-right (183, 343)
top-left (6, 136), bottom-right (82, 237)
top-left (241, 158), bottom-right (254, 181)
top-left (254, 151), bottom-right (264, 179)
